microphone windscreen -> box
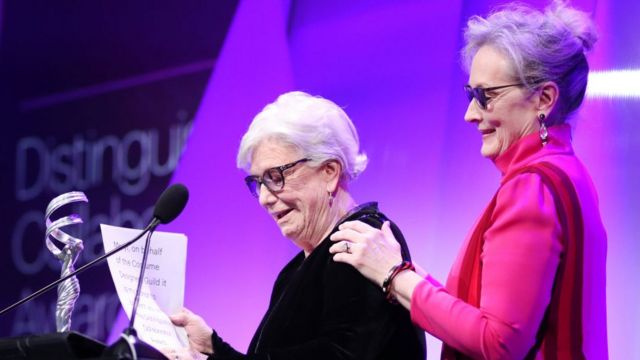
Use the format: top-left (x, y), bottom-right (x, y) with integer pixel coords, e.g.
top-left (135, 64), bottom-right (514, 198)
top-left (153, 183), bottom-right (189, 224)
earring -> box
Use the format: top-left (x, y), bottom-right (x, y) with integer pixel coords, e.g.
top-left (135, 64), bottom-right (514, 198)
top-left (328, 191), bottom-right (334, 207)
top-left (538, 113), bottom-right (548, 145)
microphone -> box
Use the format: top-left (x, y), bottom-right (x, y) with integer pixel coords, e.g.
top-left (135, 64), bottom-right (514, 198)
top-left (0, 183), bottom-right (189, 316)
top-left (104, 183), bottom-right (189, 360)
top-left (153, 183), bottom-right (189, 224)
top-left (129, 182), bottom-right (188, 328)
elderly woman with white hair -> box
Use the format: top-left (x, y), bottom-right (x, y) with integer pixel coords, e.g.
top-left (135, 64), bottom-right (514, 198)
top-left (167, 91), bottom-right (426, 360)
top-left (330, 2), bottom-right (607, 359)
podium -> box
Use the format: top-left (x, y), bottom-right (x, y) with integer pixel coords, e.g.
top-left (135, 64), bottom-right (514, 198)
top-left (0, 332), bottom-right (105, 359)
top-left (0, 331), bottom-right (169, 360)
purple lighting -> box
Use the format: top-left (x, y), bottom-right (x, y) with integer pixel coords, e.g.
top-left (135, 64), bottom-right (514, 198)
top-left (154, 1), bottom-right (639, 358)
top-left (587, 69), bottom-right (640, 98)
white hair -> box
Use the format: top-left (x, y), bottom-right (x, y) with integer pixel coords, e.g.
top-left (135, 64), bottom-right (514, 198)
top-left (237, 91), bottom-right (368, 182)
top-left (462, 0), bottom-right (598, 123)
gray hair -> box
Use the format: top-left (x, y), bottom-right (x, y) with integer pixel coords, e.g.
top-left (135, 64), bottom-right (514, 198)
top-left (237, 91), bottom-right (368, 182)
top-left (462, 0), bottom-right (598, 123)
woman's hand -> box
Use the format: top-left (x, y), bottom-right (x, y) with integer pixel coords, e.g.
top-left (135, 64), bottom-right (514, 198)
top-left (169, 307), bottom-right (214, 355)
top-left (329, 220), bottom-right (403, 287)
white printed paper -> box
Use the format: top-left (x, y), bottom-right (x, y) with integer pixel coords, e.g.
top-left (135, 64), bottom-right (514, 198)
top-left (101, 224), bottom-right (189, 351)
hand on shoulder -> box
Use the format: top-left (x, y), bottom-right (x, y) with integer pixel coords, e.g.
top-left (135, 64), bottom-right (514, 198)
top-left (329, 220), bottom-right (403, 286)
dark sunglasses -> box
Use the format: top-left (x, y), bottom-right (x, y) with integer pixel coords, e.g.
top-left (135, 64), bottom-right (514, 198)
top-left (464, 83), bottom-right (523, 109)
top-left (244, 158), bottom-right (310, 198)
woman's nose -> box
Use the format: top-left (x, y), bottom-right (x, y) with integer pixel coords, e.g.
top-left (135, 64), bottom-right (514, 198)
top-left (464, 99), bottom-right (482, 123)
top-left (258, 183), bottom-right (277, 207)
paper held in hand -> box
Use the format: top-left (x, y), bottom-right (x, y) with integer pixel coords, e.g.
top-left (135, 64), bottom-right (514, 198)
top-left (100, 224), bottom-right (189, 351)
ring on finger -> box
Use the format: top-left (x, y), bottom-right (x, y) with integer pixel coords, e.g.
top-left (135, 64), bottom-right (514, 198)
top-left (344, 242), bottom-right (351, 254)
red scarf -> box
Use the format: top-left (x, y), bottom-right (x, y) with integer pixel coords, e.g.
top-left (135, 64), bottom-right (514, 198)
top-left (442, 162), bottom-right (585, 360)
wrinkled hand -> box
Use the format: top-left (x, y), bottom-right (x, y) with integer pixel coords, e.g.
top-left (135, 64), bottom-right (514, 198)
top-left (329, 220), bottom-right (403, 287)
top-left (169, 308), bottom-right (214, 355)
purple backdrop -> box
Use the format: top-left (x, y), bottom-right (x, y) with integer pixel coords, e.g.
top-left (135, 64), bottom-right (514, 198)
top-left (0, 0), bottom-right (238, 342)
top-left (112, 0), bottom-right (639, 358)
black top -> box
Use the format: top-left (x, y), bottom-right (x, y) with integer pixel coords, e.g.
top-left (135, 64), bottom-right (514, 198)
top-left (210, 202), bottom-right (426, 360)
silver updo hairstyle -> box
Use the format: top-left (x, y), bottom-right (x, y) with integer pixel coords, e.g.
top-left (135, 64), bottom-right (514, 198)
top-left (237, 91), bottom-right (368, 182)
top-left (462, 0), bottom-right (598, 123)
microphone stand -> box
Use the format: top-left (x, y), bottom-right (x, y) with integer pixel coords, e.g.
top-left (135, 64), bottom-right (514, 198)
top-left (101, 218), bottom-right (167, 360)
top-left (0, 220), bottom-right (158, 316)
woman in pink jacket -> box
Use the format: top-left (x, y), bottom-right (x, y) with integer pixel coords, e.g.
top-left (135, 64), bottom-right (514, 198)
top-left (330, 2), bottom-right (607, 359)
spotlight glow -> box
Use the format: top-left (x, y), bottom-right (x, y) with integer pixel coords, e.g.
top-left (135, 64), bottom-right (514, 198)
top-left (587, 69), bottom-right (640, 98)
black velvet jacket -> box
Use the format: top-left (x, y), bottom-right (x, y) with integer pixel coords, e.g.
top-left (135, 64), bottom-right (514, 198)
top-left (210, 203), bottom-right (426, 360)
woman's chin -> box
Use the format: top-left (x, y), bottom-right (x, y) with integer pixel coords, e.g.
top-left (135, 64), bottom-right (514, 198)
top-left (279, 224), bottom-right (298, 240)
top-left (480, 143), bottom-right (499, 159)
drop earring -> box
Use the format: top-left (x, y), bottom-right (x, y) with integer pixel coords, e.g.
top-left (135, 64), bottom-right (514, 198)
top-left (538, 113), bottom-right (548, 145)
top-left (328, 190), bottom-right (334, 207)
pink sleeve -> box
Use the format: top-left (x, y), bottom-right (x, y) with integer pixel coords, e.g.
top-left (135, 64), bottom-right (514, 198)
top-left (411, 173), bottom-right (563, 359)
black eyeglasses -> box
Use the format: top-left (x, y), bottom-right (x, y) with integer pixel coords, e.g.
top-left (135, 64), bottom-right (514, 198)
top-left (464, 83), bottom-right (523, 109)
top-left (244, 158), bottom-right (310, 198)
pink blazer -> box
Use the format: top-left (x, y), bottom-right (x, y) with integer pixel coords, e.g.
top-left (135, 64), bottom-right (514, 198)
top-left (411, 125), bottom-right (608, 359)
